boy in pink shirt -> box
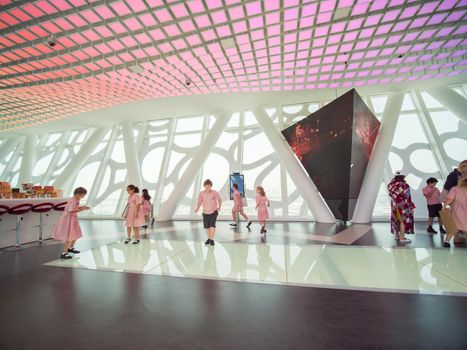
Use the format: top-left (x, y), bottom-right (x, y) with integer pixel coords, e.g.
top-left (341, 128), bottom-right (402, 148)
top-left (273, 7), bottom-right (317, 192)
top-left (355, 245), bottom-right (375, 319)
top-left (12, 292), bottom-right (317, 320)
top-left (422, 177), bottom-right (445, 234)
top-left (195, 179), bottom-right (222, 246)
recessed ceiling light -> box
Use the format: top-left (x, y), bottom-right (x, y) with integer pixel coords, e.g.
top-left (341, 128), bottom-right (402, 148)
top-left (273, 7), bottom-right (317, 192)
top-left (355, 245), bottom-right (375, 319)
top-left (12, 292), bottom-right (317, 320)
top-left (333, 7), bottom-right (351, 21)
top-left (220, 38), bottom-right (236, 50)
top-left (128, 65), bottom-right (144, 73)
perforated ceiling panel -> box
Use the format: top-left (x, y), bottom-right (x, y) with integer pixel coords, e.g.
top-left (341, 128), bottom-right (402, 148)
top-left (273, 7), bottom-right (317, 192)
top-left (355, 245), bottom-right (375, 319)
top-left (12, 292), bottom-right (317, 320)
top-left (0, 0), bottom-right (466, 131)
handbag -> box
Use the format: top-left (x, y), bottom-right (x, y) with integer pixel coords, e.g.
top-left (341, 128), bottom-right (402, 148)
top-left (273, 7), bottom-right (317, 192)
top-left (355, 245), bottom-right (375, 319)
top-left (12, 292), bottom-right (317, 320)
top-left (439, 208), bottom-right (458, 241)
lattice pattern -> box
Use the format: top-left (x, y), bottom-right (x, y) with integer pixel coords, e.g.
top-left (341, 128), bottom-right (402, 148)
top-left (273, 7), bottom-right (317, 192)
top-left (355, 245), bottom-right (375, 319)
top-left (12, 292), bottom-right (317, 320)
top-left (0, 88), bottom-right (465, 220)
top-left (1, 0), bottom-right (466, 131)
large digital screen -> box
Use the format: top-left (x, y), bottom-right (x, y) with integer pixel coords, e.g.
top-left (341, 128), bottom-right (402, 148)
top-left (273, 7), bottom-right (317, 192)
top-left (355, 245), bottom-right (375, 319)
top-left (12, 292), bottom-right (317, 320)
top-left (281, 89), bottom-right (380, 220)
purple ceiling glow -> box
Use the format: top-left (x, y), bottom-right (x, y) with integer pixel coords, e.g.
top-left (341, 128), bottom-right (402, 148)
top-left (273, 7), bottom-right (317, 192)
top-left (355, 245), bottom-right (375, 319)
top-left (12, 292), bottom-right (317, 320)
top-left (0, 0), bottom-right (466, 131)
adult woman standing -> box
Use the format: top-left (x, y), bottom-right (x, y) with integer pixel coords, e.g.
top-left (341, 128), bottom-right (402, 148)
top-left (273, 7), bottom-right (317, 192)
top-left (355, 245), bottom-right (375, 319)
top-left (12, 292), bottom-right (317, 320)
top-left (443, 174), bottom-right (467, 247)
top-left (442, 160), bottom-right (467, 200)
top-left (387, 171), bottom-right (415, 244)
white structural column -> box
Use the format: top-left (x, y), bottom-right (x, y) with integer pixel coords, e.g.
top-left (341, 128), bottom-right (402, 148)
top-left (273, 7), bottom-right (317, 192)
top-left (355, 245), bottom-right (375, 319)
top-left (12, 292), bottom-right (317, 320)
top-left (42, 131), bottom-right (71, 184)
top-left (121, 122), bottom-right (143, 187)
top-left (412, 91), bottom-right (450, 178)
top-left (18, 134), bottom-right (37, 184)
top-left (0, 137), bottom-right (20, 164)
top-left (158, 113), bottom-right (230, 221)
top-left (253, 108), bottom-right (335, 223)
top-left (153, 119), bottom-right (176, 214)
top-left (352, 92), bottom-right (404, 223)
top-left (426, 86), bottom-right (467, 124)
top-left (54, 127), bottom-right (107, 192)
top-left (87, 126), bottom-right (118, 208)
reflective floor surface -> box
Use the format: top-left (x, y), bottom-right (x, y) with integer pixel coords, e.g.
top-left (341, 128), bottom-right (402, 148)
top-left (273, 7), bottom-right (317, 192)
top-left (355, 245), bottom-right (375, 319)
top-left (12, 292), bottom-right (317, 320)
top-left (45, 238), bottom-right (467, 296)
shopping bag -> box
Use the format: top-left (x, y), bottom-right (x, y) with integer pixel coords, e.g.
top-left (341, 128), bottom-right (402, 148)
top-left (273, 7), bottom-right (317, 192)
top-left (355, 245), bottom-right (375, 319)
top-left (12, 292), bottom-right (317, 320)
top-left (439, 208), bottom-right (458, 241)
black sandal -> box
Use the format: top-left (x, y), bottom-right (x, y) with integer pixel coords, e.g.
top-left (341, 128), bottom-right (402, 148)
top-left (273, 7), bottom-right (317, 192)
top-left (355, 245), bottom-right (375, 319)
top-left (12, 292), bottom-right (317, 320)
top-left (124, 238), bottom-right (131, 244)
top-left (132, 240), bottom-right (140, 245)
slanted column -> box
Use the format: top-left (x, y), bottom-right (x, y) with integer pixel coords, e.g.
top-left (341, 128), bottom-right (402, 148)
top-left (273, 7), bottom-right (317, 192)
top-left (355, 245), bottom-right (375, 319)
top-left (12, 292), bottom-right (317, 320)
top-left (426, 86), bottom-right (467, 124)
top-left (18, 134), bottom-right (37, 184)
top-left (54, 127), bottom-right (107, 193)
top-left (121, 122), bottom-right (143, 187)
top-left (253, 107), bottom-right (335, 223)
top-left (352, 92), bottom-right (404, 223)
top-left (158, 113), bottom-right (230, 221)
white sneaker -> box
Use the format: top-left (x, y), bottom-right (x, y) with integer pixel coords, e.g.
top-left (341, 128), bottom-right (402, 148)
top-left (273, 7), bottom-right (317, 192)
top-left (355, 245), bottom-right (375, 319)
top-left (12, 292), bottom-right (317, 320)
top-left (399, 238), bottom-right (411, 243)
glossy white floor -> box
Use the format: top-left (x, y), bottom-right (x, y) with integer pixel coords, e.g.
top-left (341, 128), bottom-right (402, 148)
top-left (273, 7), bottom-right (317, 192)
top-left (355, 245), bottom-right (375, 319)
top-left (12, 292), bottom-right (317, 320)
top-left (45, 236), bottom-right (467, 296)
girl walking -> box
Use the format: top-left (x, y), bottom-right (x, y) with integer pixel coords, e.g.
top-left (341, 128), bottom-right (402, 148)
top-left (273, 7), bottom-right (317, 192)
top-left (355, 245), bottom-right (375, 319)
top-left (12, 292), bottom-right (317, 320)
top-left (230, 183), bottom-right (252, 228)
top-left (124, 184), bottom-right (145, 245)
top-left (141, 188), bottom-right (152, 229)
top-left (53, 187), bottom-right (90, 259)
top-left (255, 186), bottom-right (269, 234)
top-left (195, 179), bottom-right (222, 246)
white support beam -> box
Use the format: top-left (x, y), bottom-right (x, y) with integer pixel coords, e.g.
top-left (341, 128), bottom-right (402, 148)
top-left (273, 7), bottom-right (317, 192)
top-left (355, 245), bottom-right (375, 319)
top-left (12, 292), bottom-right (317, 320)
top-left (412, 91), bottom-right (450, 178)
top-left (42, 131), bottom-right (71, 185)
top-left (18, 134), bottom-right (37, 185)
top-left (278, 107), bottom-right (289, 216)
top-left (426, 86), bottom-right (467, 124)
top-left (0, 137), bottom-right (20, 164)
top-left (87, 125), bottom-right (118, 209)
top-left (153, 119), bottom-right (176, 214)
top-left (253, 107), bottom-right (335, 223)
top-left (158, 113), bottom-right (231, 221)
top-left (190, 116), bottom-right (210, 215)
top-left (0, 137), bottom-right (22, 180)
top-left (1, 137), bottom-right (24, 184)
top-left (54, 127), bottom-right (107, 193)
top-left (352, 92), bottom-right (404, 223)
top-left (121, 122), bottom-right (143, 187)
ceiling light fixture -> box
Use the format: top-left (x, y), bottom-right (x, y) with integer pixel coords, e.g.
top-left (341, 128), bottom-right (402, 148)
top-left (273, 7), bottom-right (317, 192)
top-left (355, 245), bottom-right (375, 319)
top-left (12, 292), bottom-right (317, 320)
top-left (333, 7), bottom-right (352, 21)
top-left (128, 64), bottom-right (144, 73)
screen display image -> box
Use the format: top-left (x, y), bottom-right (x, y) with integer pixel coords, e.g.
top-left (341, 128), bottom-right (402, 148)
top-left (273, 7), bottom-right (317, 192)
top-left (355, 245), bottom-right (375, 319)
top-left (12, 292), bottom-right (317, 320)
top-left (281, 89), bottom-right (380, 220)
top-left (229, 174), bottom-right (245, 200)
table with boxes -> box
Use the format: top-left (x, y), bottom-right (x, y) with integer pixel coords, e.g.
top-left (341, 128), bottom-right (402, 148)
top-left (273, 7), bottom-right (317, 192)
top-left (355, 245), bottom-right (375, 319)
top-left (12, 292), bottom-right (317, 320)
top-left (0, 182), bottom-right (68, 249)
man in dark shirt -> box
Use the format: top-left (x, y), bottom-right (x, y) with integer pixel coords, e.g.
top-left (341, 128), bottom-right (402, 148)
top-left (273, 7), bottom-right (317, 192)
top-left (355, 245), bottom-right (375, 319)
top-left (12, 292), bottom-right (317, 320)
top-left (444, 160), bottom-right (467, 192)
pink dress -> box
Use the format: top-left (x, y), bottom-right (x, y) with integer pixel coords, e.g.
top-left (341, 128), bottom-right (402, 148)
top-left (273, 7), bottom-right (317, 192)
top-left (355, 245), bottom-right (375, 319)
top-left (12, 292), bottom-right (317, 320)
top-left (142, 199), bottom-right (151, 218)
top-left (125, 194), bottom-right (145, 227)
top-left (53, 197), bottom-right (83, 241)
top-left (256, 195), bottom-right (269, 221)
top-left (232, 189), bottom-right (243, 212)
top-left (446, 186), bottom-right (467, 231)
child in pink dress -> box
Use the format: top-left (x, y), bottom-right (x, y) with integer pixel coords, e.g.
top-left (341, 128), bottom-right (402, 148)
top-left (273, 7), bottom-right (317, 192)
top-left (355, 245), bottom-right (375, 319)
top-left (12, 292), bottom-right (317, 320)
top-left (53, 187), bottom-right (90, 259)
top-left (141, 188), bottom-right (152, 229)
top-left (255, 186), bottom-right (269, 234)
top-left (443, 175), bottom-right (467, 247)
top-left (230, 183), bottom-right (252, 229)
top-left (124, 184), bottom-right (145, 245)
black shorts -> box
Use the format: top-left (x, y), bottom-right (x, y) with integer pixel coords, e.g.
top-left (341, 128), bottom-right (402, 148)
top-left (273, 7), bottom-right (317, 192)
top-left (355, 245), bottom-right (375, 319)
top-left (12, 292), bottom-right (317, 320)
top-left (427, 203), bottom-right (442, 218)
top-left (202, 211), bottom-right (218, 228)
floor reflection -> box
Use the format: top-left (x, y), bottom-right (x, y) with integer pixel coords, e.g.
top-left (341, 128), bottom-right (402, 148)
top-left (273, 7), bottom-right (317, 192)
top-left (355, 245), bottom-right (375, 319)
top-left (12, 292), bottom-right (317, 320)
top-left (45, 239), bottom-right (467, 296)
